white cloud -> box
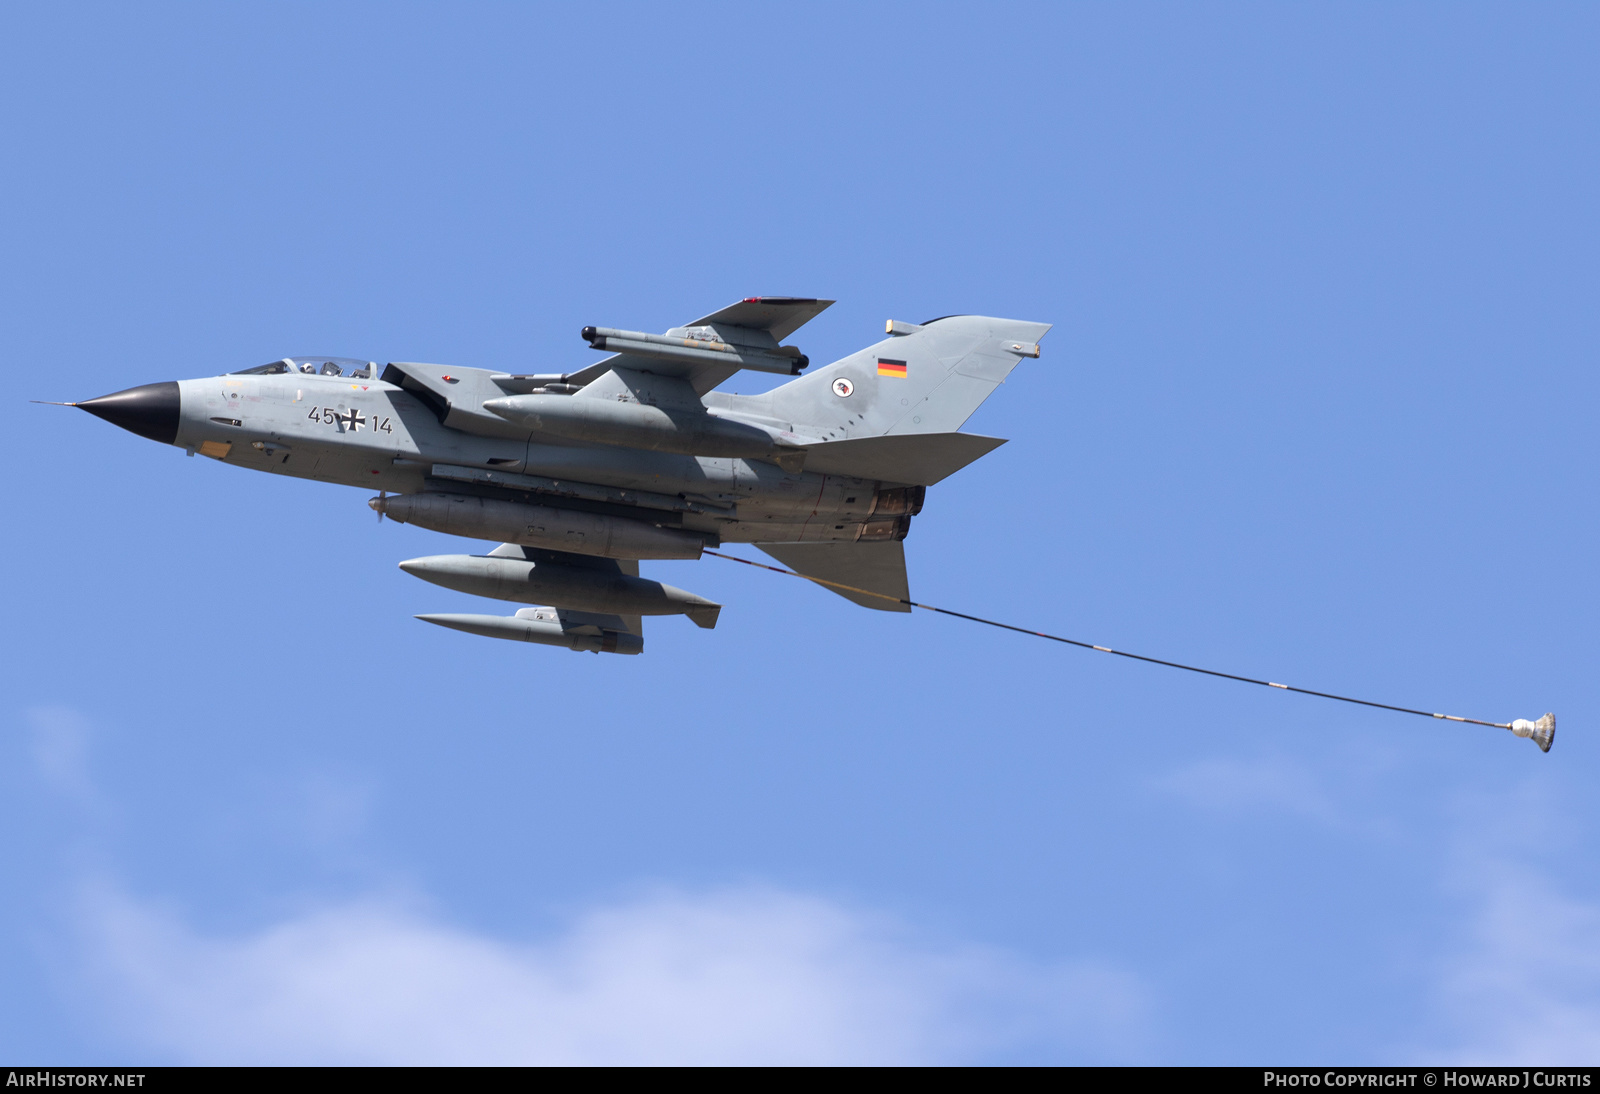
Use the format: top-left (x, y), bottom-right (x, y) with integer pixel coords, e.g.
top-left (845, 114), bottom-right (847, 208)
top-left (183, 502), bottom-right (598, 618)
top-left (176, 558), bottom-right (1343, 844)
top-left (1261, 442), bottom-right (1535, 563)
top-left (1424, 861), bottom-right (1600, 1064)
top-left (76, 883), bottom-right (1148, 1065)
top-left (1417, 783), bottom-right (1600, 1065)
top-left (26, 706), bottom-right (1147, 1064)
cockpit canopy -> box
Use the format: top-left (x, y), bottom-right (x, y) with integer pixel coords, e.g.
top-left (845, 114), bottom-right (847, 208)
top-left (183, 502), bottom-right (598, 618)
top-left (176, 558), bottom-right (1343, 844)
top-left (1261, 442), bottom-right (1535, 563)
top-left (231, 357), bottom-right (377, 379)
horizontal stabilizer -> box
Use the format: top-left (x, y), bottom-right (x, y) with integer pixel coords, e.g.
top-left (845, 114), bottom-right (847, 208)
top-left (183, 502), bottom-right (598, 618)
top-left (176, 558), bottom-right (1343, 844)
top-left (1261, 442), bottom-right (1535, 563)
top-left (801, 433), bottom-right (1006, 486)
top-left (757, 541), bottom-right (911, 613)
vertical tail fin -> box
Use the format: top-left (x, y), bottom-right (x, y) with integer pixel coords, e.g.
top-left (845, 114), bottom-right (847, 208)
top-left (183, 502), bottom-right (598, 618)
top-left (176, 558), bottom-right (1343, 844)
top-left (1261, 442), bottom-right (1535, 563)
top-left (750, 315), bottom-right (1051, 439)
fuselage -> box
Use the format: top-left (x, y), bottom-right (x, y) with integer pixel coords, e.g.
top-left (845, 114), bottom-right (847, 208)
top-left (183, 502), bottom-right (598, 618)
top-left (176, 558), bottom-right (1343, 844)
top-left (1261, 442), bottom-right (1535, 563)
top-left (133, 360), bottom-right (915, 547)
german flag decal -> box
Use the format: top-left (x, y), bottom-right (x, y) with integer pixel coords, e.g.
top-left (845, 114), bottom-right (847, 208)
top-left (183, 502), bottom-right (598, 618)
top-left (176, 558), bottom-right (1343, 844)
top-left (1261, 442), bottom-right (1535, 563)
top-left (877, 358), bottom-right (908, 378)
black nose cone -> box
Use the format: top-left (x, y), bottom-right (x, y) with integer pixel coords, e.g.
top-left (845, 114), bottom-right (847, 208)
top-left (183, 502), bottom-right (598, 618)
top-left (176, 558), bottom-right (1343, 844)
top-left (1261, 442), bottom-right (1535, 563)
top-left (78, 382), bottom-right (180, 445)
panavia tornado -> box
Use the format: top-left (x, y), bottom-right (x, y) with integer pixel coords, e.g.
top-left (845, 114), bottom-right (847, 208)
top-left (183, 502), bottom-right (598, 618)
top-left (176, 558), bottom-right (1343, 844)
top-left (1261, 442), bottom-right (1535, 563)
top-left (60, 298), bottom-right (1049, 655)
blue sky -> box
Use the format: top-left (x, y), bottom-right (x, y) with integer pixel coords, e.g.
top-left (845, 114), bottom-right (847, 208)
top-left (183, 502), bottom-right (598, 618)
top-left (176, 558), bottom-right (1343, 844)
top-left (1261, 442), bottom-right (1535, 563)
top-left (2, 2), bottom-right (1596, 1064)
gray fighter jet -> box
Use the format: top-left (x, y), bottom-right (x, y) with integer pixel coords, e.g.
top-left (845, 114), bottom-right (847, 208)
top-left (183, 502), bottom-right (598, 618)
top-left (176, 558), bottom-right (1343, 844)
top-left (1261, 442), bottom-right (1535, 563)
top-left (63, 298), bottom-right (1050, 655)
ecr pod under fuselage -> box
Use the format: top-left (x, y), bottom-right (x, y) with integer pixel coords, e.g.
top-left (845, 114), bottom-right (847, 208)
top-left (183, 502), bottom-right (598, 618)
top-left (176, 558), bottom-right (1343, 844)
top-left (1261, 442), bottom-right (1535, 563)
top-left (146, 366), bottom-right (915, 548)
top-left (372, 492), bottom-right (709, 560)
